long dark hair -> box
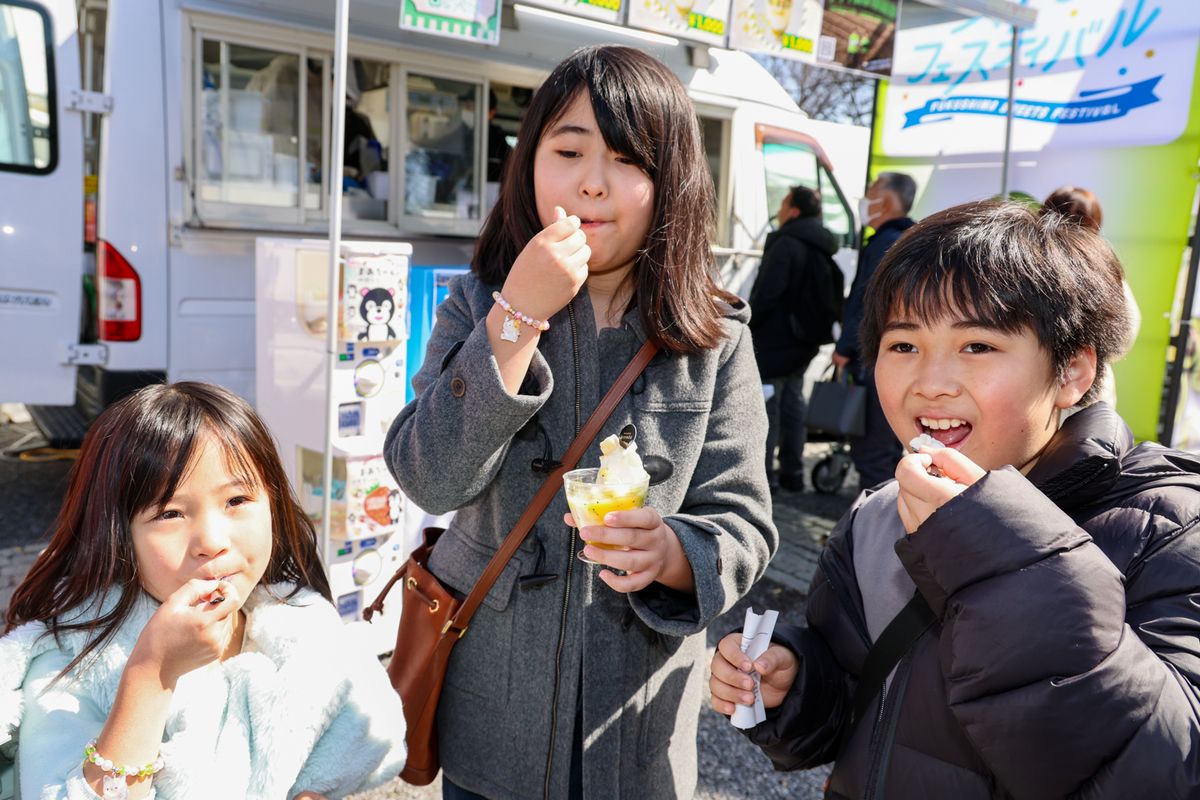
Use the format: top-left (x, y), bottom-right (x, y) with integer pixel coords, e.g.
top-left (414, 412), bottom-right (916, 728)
top-left (5, 382), bottom-right (331, 674)
top-left (474, 45), bottom-right (736, 354)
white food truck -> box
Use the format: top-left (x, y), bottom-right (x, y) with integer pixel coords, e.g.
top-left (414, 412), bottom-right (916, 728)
top-left (1, 0), bottom-right (868, 436)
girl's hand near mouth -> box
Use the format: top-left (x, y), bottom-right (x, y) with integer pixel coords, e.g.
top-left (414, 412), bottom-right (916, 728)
top-left (502, 205), bottom-right (590, 324)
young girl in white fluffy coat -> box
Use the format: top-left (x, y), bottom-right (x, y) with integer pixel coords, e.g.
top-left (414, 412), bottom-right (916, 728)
top-left (0, 382), bottom-right (405, 799)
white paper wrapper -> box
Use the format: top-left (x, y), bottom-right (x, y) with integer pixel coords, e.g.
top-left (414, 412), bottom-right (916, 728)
top-left (730, 607), bottom-right (780, 730)
top-left (909, 433), bottom-right (946, 453)
top-left (909, 433), bottom-right (946, 477)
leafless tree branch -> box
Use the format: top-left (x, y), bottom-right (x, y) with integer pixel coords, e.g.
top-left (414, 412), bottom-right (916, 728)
top-left (754, 55), bottom-right (878, 127)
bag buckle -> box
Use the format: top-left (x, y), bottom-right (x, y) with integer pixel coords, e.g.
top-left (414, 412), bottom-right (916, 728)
top-left (441, 619), bottom-right (468, 639)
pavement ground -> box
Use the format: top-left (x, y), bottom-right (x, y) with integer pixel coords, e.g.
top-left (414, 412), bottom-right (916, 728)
top-left (0, 410), bottom-right (858, 799)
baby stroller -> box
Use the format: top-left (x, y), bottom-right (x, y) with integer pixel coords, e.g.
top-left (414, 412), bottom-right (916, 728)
top-left (804, 364), bottom-right (865, 495)
top-left (808, 435), bottom-right (854, 494)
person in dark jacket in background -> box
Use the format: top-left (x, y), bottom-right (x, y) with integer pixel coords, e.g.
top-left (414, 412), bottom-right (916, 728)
top-left (712, 200), bottom-right (1200, 799)
top-left (749, 185), bottom-right (843, 492)
top-left (833, 172), bottom-right (917, 490)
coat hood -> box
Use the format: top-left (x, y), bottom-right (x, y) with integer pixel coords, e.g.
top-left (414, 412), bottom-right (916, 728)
top-left (766, 215), bottom-right (839, 257)
top-left (1023, 402), bottom-right (1200, 514)
top-left (614, 285), bottom-right (752, 342)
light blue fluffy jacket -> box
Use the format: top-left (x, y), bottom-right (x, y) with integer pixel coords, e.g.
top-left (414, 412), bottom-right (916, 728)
top-left (0, 584), bottom-right (405, 799)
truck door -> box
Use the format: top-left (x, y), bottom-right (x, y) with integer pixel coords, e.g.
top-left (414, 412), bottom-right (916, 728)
top-left (756, 124), bottom-right (855, 249)
top-left (0, 0), bottom-right (84, 404)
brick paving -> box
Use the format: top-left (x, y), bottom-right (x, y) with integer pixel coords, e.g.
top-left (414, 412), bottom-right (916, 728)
top-left (0, 543), bottom-right (43, 620)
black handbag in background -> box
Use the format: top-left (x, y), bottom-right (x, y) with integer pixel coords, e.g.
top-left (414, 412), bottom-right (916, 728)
top-left (805, 365), bottom-right (867, 437)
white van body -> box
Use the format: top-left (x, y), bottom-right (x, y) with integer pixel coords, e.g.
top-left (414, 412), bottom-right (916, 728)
top-left (0, 0), bottom-right (868, 413)
top-left (0, 0), bottom-right (83, 405)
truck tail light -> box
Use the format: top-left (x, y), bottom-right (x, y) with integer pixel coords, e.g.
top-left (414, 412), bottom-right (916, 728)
top-left (98, 240), bottom-right (142, 341)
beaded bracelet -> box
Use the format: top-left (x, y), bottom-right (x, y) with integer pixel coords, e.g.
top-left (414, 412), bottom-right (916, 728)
top-left (85, 739), bottom-right (164, 799)
top-left (492, 291), bottom-right (550, 343)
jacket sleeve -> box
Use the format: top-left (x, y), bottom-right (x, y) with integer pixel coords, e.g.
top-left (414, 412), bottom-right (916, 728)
top-left (16, 650), bottom-right (111, 800)
top-left (741, 508), bottom-right (862, 771)
top-left (384, 276), bottom-right (553, 514)
top-left (749, 239), bottom-right (805, 322)
top-left (290, 625), bottom-right (407, 798)
top-left (740, 622), bottom-right (854, 771)
top-left (627, 321), bottom-right (778, 636)
top-left (895, 468), bottom-right (1200, 799)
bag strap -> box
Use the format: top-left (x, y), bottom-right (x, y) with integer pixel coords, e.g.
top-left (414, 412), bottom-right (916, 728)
top-left (838, 592), bottom-right (936, 753)
top-left (442, 337), bottom-right (660, 640)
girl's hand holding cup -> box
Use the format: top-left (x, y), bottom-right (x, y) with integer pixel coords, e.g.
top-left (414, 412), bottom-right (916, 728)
top-left (502, 206), bottom-right (590, 323)
top-left (129, 578), bottom-right (243, 689)
top-left (563, 507), bottom-right (694, 593)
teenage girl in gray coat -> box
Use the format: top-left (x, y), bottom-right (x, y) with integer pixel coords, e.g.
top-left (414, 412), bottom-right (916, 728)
top-left (385, 46), bottom-right (778, 800)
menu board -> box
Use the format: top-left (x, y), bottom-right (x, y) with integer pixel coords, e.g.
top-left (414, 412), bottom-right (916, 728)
top-left (730, 0), bottom-right (824, 61)
top-left (518, 0), bottom-right (625, 25)
top-left (815, 0), bottom-right (898, 76)
top-left (400, 0), bottom-right (501, 45)
top-left (627, 0), bottom-right (732, 46)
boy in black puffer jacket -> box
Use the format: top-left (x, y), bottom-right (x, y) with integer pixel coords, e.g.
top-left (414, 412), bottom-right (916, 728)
top-left (712, 200), bottom-right (1200, 799)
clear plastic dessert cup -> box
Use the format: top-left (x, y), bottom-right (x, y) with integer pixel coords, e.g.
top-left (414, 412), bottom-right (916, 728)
top-left (563, 467), bottom-right (650, 565)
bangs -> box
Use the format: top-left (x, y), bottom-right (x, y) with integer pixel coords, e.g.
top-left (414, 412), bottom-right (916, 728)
top-left (538, 51), bottom-right (670, 178)
top-left (585, 77), bottom-right (656, 175)
top-left (885, 261), bottom-right (1034, 336)
top-left (540, 88), bottom-right (655, 177)
top-left (125, 414), bottom-right (261, 519)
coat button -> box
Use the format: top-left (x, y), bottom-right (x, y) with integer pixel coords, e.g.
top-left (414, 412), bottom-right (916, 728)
top-left (450, 377), bottom-right (466, 397)
top-left (716, 556), bottom-right (723, 576)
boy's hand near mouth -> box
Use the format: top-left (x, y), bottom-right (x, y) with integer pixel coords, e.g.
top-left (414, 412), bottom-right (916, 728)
top-left (895, 447), bottom-right (987, 533)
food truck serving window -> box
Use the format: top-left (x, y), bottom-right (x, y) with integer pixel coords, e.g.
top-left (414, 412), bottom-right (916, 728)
top-left (196, 38), bottom-right (324, 222)
top-left (757, 124), bottom-right (853, 246)
top-left (187, 22), bottom-right (534, 235)
top-left (0, 1), bottom-right (56, 175)
top-left (403, 74), bottom-right (481, 223)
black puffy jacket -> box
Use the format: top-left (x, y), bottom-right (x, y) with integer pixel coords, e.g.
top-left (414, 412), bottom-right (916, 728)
top-left (747, 404), bottom-right (1200, 799)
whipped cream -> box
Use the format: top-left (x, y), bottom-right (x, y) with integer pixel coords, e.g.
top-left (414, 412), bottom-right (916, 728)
top-left (597, 434), bottom-right (650, 485)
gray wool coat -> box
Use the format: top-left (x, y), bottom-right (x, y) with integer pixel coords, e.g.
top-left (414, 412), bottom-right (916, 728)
top-left (384, 273), bottom-right (777, 799)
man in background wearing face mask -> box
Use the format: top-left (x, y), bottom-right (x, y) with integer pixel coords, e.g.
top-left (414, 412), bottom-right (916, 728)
top-left (832, 172), bottom-right (918, 490)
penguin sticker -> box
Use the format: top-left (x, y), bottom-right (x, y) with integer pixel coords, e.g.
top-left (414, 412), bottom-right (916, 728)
top-left (388, 489), bottom-right (403, 526)
top-left (358, 287), bottom-right (397, 341)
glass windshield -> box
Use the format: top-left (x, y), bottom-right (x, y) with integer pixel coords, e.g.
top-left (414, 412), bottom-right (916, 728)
top-left (404, 74), bottom-right (479, 221)
top-left (198, 40), bottom-right (321, 209)
top-left (0, 3), bottom-right (54, 172)
top-left (761, 139), bottom-right (852, 242)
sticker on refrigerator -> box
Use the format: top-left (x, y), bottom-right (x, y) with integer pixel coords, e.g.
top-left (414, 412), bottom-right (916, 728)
top-left (337, 591), bottom-right (361, 619)
top-left (341, 254), bottom-right (409, 344)
top-left (339, 455), bottom-right (404, 540)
